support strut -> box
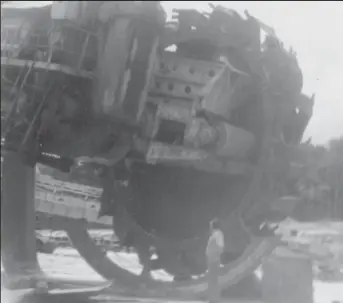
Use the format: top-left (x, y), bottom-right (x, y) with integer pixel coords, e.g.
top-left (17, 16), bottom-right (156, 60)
top-left (1, 152), bottom-right (41, 288)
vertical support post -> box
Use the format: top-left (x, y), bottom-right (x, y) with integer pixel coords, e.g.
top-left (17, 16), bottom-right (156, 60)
top-left (261, 249), bottom-right (314, 303)
top-left (1, 152), bottom-right (40, 288)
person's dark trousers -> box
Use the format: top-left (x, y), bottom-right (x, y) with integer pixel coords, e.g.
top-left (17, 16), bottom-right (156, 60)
top-left (207, 259), bottom-right (221, 303)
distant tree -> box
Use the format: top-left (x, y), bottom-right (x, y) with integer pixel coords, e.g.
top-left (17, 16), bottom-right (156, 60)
top-left (320, 137), bottom-right (343, 218)
top-left (295, 137), bottom-right (343, 220)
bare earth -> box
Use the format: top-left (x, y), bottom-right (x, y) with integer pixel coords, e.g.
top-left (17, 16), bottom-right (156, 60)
top-left (14, 247), bottom-right (342, 303)
top-left (2, 220), bottom-right (343, 302)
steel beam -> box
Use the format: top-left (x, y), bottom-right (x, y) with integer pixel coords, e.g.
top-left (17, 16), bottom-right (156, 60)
top-left (1, 152), bottom-right (41, 288)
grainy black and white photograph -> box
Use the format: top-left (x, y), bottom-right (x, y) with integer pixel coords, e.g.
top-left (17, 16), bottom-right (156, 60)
top-left (1, 1), bottom-right (342, 303)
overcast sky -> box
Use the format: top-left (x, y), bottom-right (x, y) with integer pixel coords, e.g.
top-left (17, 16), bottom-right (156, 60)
top-left (3, 1), bottom-right (343, 145)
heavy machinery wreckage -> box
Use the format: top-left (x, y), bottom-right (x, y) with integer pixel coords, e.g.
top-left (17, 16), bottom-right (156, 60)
top-left (1, 1), bottom-right (315, 298)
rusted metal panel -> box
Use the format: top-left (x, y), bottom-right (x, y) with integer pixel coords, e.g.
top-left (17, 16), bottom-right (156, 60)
top-left (215, 122), bottom-right (255, 158)
top-left (146, 141), bottom-right (208, 164)
top-left (156, 102), bottom-right (192, 123)
top-left (156, 52), bottom-right (224, 85)
top-left (96, 17), bottom-right (161, 125)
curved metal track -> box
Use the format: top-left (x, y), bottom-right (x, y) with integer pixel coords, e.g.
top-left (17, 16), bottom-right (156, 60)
top-left (64, 129), bottom-right (279, 298)
top-left (1, 146), bottom-right (279, 296)
top-left (2, 116), bottom-right (279, 297)
top-left (66, 219), bottom-right (277, 298)
top-left (33, 163), bottom-right (279, 298)
top-left (32, 117), bottom-right (278, 297)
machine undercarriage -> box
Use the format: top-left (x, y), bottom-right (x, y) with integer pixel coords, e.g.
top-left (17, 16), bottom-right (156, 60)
top-left (1, 1), bottom-right (317, 297)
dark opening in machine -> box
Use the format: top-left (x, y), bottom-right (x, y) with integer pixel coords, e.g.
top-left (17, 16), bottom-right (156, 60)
top-left (155, 119), bottom-right (186, 145)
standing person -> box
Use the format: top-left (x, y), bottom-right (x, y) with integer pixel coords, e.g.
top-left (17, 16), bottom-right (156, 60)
top-left (206, 218), bottom-right (225, 303)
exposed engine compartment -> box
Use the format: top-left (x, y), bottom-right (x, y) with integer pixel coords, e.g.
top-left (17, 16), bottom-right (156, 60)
top-left (1, 1), bottom-right (314, 280)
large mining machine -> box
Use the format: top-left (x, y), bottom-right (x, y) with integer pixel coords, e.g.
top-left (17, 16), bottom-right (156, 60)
top-left (1, 1), bottom-right (316, 300)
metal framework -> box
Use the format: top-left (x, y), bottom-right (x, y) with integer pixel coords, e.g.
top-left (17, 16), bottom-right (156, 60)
top-left (0, 2), bottom-right (318, 299)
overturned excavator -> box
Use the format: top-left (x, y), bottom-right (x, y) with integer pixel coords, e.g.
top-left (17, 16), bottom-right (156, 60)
top-left (1, 1), bottom-right (315, 298)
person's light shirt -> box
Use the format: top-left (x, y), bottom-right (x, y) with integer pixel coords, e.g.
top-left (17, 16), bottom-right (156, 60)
top-left (212, 230), bottom-right (224, 248)
top-left (206, 229), bottom-right (225, 261)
